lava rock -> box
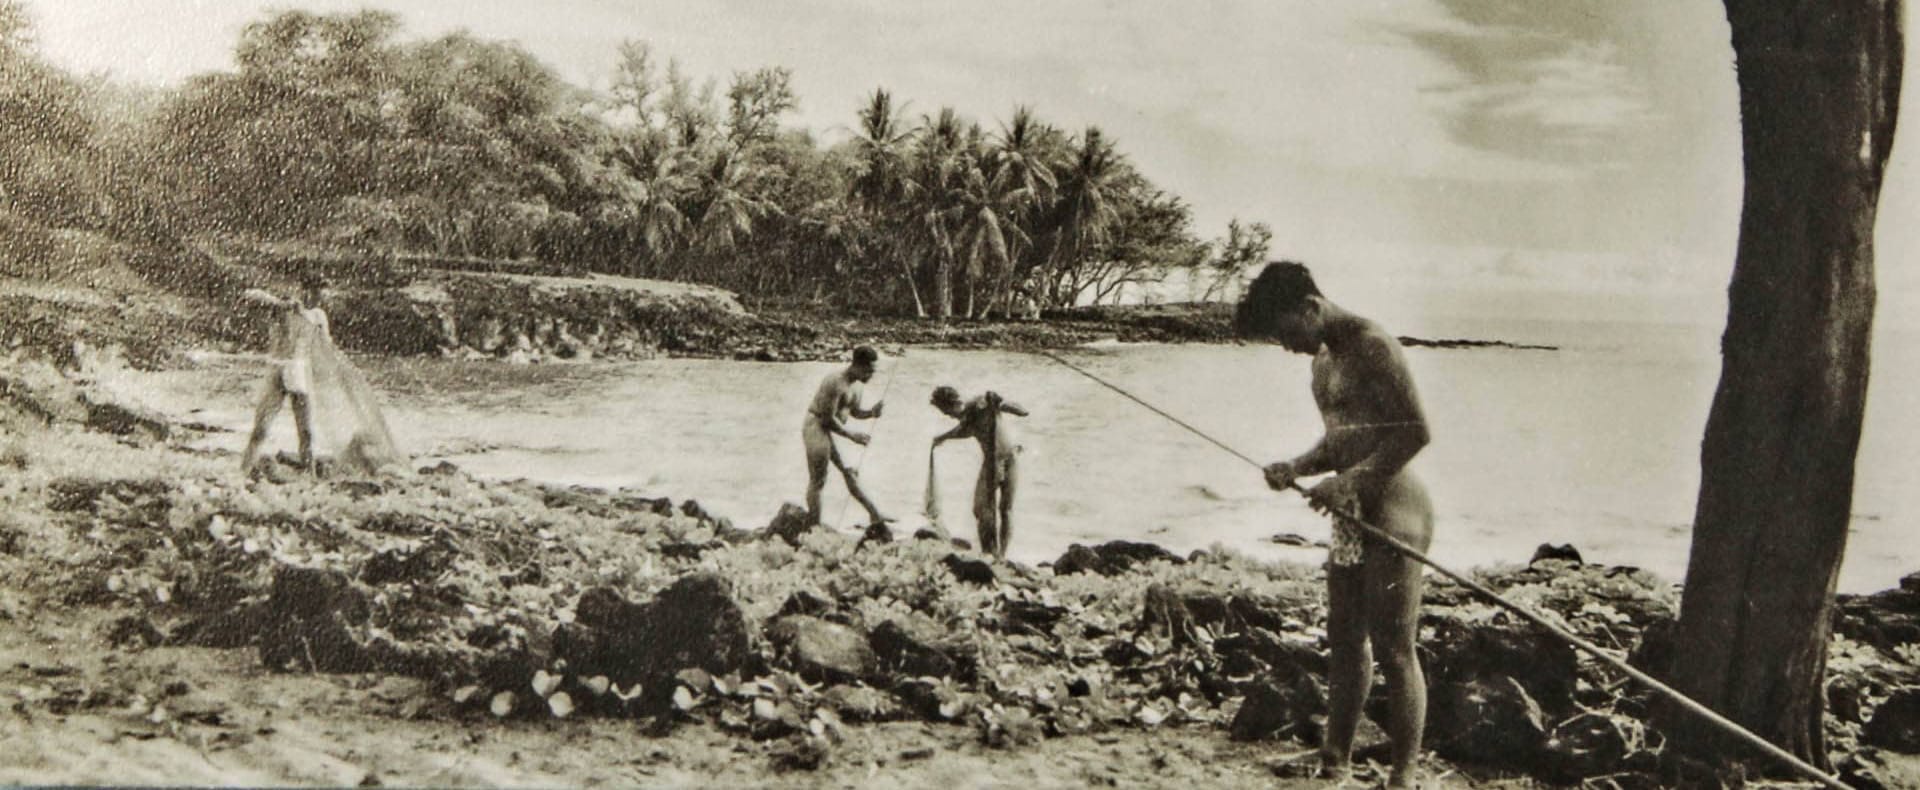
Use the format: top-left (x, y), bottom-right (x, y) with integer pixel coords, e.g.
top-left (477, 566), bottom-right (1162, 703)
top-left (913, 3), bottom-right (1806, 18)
top-left (1427, 675), bottom-right (1551, 769)
top-left (765, 503), bottom-right (815, 546)
top-left (1052, 540), bottom-right (1185, 577)
top-left (869, 619), bottom-right (976, 681)
top-left (941, 554), bottom-right (996, 586)
top-left (555, 572), bottom-right (753, 712)
top-left (767, 615), bottom-right (877, 683)
top-left (1529, 543), bottom-right (1584, 565)
top-left (1865, 688), bottom-right (1920, 753)
top-left (1229, 672), bottom-right (1327, 741)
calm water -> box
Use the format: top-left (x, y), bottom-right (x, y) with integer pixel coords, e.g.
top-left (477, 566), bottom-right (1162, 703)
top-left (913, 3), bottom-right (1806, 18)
top-left (157, 305), bottom-right (1918, 595)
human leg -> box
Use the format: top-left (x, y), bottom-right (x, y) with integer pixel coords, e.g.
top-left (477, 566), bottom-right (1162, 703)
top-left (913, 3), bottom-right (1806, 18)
top-left (1362, 474), bottom-right (1435, 789)
top-left (831, 445), bottom-right (890, 525)
top-left (971, 457), bottom-right (997, 556)
top-left (290, 391), bottom-right (315, 470)
top-left (995, 453), bottom-right (1017, 558)
top-left (1320, 560), bottom-right (1371, 776)
top-left (803, 424), bottom-right (831, 523)
top-left (242, 377), bottom-right (288, 474)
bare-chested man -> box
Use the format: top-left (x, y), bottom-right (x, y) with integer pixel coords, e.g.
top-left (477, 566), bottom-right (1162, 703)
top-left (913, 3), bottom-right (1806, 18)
top-left (241, 274), bottom-right (332, 476)
top-left (803, 346), bottom-right (891, 526)
top-left (1235, 261), bottom-right (1433, 789)
top-left (930, 386), bottom-right (1028, 558)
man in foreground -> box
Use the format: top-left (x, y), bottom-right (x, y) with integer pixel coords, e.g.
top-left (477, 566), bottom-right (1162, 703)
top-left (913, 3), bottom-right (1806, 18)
top-left (1235, 261), bottom-right (1434, 789)
top-left (929, 386), bottom-right (1028, 558)
top-left (803, 345), bottom-right (891, 526)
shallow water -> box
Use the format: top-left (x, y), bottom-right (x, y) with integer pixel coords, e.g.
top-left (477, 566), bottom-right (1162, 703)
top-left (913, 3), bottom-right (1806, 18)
top-left (146, 309), bottom-right (1919, 595)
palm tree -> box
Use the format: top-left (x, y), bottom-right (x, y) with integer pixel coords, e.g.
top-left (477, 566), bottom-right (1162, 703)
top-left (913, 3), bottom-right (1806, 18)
top-left (687, 145), bottom-right (780, 280)
top-left (989, 106), bottom-right (1058, 315)
top-left (601, 130), bottom-right (691, 276)
top-left (905, 107), bottom-right (968, 319)
top-left (1044, 126), bottom-right (1125, 307)
top-left (847, 88), bottom-right (924, 316)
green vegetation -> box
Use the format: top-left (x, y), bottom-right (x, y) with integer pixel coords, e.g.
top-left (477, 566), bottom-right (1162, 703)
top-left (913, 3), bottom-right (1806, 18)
top-left (0, 4), bottom-right (1268, 319)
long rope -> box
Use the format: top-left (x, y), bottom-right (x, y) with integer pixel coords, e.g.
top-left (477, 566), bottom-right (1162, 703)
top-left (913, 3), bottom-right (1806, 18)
top-left (1034, 349), bottom-right (1851, 790)
top-left (835, 358), bottom-right (901, 528)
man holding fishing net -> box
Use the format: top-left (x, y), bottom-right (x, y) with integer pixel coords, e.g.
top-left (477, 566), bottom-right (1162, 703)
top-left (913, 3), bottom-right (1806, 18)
top-left (240, 273), bottom-right (403, 478)
top-left (1236, 261), bottom-right (1434, 789)
top-left (928, 386), bottom-right (1028, 559)
top-left (803, 345), bottom-right (892, 527)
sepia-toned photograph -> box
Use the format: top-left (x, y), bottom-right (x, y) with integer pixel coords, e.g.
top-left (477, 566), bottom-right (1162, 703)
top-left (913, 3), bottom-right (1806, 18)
top-left (1, 1), bottom-right (1916, 787)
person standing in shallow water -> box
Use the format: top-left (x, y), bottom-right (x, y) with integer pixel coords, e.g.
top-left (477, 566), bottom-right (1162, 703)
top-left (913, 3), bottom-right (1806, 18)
top-left (1235, 261), bottom-right (1434, 789)
top-left (241, 274), bottom-right (333, 476)
top-left (803, 346), bottom-right (891, 526)
top-left (930, 386), bottom-right (1028, 559)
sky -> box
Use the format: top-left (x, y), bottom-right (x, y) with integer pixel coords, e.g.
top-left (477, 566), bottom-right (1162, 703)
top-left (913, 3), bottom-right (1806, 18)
top-left (17, 0), bottom-right (1920, 313)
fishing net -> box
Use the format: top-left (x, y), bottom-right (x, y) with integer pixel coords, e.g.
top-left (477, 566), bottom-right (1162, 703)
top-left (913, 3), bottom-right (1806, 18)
top-left (255, 307), bottom-right (404, 476)
top-left (923, 447), bottom-right (944, 530)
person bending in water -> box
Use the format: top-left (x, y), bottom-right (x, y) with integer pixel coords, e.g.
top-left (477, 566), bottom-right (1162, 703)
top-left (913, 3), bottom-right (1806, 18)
top-left (930, 386), bottom-right (1028, 559)
top-left (803, 345), bottom-right (891, 526)
top-left (1236, 261), bottom-right (1434, 790)
top-left (241, 274), bottom-right (333, 476)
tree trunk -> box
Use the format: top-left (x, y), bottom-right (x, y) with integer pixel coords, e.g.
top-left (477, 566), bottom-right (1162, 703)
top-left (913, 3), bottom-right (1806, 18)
top-left (1666, 0), bottom-right (1902, 769)
top-left (933, 254), bottom-right (954, 320)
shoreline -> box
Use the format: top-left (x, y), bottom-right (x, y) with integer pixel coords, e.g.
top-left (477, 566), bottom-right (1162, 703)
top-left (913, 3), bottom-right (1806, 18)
top-left (3, 272), bottom-right (1555, 372)
top-left (1, 359), bottom-right (1915, 788)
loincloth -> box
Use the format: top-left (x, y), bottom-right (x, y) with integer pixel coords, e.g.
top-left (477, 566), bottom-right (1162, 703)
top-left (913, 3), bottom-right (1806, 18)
top-left (1328, 517), bottom-right (1365, 567)
top-left (278, 359), bottom-right (312, 395)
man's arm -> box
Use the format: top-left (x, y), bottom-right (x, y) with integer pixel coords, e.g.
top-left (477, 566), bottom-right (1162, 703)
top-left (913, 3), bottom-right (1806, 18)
top-left (242, 288), bottom-right (292, 309)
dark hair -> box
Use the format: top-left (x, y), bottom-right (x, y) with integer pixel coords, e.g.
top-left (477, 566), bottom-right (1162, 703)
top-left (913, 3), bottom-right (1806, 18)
top-left (851, 345), bottom-right (879, 366)
top-left (1234, 261), bottom-right (1321, 338)
top-left (930, 385), bottom-right (961, 410)
top-left (300, 272), bottom-right (331, 292)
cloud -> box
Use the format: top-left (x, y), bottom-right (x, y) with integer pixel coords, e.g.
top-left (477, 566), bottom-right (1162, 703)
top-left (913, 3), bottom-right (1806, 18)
top-left (1394, 6), bottom-right (1661, 169)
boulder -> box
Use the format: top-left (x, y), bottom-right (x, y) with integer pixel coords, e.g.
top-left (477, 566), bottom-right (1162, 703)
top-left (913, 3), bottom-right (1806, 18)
top-left (941, 554), bottom-right (996, 586)
top-left (256, 566), bottom-right (434, 676)
top-left (554, 572), bottom-right (753, 712)
top-left (767, 615), bottom-right (876, 683)
top-left (1529, 543), bottom-right (1584, 565)
top-left (1427, 675), bottom-right (1550, 768)
top-left (1228, 672), bottom-right (1326, 741)
top-left (81, 396), bottom-right (171, 440)
top-left (869, 619), bottom-right (976, 681)
top-left (765, 503), bottom-right (815, 546)
top-left (1865, 688), bottom-right (1920, 754)
top-left (1425, 616), bottom-right (1578, 714)
top-left (1052, 540), bottom-right (1184, 577)
top-left (1836, 587), bottom-right (1920, 651)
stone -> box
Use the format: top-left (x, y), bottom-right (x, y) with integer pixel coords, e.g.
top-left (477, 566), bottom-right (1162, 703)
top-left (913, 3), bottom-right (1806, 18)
top-left (1865, 688), bottom-right (1920, 754)
top-left (1052, 540), bottom-right (1184, 577)
top-left (1425, 616), bottom-right (1579, 714)
top-left (1001, 598), bottom-right (1067, 635)
top-left (869, 619), bottom-right (976, 681)
top-left (81, 396), bottom-right (170, 440)
top-left (1426, 675), bottom-right (1551, 768)
top-left (767, 615), bottom-right (876, 683)
top-left (776, 590), bottom-right (837, 620)
top-left (1228, 673), bottom-right (1326, 741)
top-left (855, 521), bottom-right (893, 550)
top-left (1836, 588), bottom-right (1920, 651)
top-left (554, 572), bottom-right (753, 713)
top-left (1529, 543), bottom-right (1584, 565)
top-left (941, 554), bottom-right (996, 586)
top-left (765, 503), bottom-right (815, 546)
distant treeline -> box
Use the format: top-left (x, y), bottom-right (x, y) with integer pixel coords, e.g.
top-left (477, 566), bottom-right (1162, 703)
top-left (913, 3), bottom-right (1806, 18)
top-left (0, 5), bottom-right (1270, 316)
